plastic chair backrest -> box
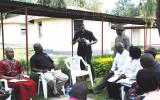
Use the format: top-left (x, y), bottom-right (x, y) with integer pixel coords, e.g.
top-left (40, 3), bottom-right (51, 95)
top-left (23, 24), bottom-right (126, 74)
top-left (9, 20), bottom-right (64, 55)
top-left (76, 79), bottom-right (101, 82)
top-left (67, 57), bottom-right (81, 70)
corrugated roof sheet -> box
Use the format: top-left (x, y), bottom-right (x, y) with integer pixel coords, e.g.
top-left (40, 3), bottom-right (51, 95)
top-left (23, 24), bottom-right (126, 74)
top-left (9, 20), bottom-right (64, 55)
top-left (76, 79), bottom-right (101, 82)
top-left (0, 0), bottom-right (145, 25)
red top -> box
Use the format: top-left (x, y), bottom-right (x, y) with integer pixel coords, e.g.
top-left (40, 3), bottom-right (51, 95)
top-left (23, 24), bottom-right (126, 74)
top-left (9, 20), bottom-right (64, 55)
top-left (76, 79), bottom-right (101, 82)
top-left (0, 59), bottom-right (22, 76)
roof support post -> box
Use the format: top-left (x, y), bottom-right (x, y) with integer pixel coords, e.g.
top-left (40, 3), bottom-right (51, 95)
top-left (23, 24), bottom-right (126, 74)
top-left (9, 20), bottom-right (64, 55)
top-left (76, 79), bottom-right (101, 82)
top-left (131, 29), bottom-right (133, 45)
top-left (71, 19), bottom-right (74, 57)
top-left (101, 17), bottom-right (104, 57)
top-left (1, 12), bottom-right (5, 59)
top-left (25, 7), bottom-right (29, 74)
top-left (149, 28), bottom-right (151, 46)
top-left (144, 27), bottom-right (147, 49)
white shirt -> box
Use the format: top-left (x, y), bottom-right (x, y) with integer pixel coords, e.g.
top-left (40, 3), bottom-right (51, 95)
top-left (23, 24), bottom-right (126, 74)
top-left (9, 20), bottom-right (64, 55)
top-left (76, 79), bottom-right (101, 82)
top-left (111, 49), bottom-right (131, 75)
top-left (121, 59), bottom-right (143, 79)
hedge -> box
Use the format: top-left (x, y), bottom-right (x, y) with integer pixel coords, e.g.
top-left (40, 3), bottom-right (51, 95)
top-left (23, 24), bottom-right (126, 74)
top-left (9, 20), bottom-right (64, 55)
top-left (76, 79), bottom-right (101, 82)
top-left (93, 56), bottom-right (113, 77)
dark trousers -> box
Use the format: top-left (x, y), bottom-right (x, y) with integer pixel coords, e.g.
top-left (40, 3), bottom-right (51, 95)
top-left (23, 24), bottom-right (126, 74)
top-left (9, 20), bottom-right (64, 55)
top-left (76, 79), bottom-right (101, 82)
top-left (94, 73), bottom-right (113, 91)
top-left (107, 82), bottom-right (121, 99)
top-left (93, 73), bottom-right (121, 99)
top-left (80, 54), bottom-right (95, 80)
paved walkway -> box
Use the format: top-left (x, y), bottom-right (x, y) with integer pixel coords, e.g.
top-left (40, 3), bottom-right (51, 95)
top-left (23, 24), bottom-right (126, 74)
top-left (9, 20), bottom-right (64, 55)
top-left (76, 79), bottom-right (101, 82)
top-left (48, 95), bottom-right (93, 100)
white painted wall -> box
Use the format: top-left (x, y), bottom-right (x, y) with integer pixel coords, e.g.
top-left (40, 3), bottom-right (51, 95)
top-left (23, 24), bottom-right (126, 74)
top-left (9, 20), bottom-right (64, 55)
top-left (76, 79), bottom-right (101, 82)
top-left (1, 16), bottom-right (160, 55)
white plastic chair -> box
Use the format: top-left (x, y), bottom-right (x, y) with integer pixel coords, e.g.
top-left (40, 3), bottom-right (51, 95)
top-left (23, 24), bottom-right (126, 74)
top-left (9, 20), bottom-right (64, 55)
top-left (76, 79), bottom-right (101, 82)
top-left (65, 56), bottom-right (94, 87)
top-left (37, 70), bottom-right (65, 99)
top-left (0, 75), bottom-right (31, 100)
top-left (0, 79), bottom-right (12, 100)
top-left (37, 72), bottom-right (48, 99)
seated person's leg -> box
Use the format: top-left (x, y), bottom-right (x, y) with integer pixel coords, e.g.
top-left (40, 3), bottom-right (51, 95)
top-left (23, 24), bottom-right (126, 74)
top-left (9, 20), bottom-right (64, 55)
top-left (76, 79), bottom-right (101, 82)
top-left (107, 82), bottom-right (121, 99)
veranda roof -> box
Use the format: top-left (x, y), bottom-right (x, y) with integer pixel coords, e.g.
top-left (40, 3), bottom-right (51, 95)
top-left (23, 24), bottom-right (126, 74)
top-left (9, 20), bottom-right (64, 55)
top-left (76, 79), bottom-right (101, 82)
top-left (0, 0), bottom-right (145, 25)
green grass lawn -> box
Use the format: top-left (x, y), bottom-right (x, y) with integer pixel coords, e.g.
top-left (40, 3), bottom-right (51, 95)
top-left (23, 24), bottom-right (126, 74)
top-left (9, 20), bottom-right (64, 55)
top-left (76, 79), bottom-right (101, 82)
top-left (87, 78), bottom-right (108, 100)
top-left (30, 77), bottom-right (107, 100)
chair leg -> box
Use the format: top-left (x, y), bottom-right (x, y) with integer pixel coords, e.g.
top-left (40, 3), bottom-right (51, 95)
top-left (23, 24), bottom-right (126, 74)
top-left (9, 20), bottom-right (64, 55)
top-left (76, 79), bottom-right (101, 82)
top-left (72, 76), bottom-right (76, 85)
top-left (6, 95), bottom-right (11, 100)
top-left (42, 78), bottom-right (48, 99)
top-left (62, 86), bottom-right (65, 95)
top-left (38, 78), bottom-right (41, 95)
top-left (120, 86), bottom-right (125, 100)
top-left (89, 73), bottom-right (94, 87)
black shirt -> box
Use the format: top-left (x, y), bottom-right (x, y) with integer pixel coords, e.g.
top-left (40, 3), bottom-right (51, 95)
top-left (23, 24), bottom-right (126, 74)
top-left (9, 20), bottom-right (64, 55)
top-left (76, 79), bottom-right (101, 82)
top-left (30, 52), bottom-right (55, 71)
top-left (73, 30), bottom-right (97, 56)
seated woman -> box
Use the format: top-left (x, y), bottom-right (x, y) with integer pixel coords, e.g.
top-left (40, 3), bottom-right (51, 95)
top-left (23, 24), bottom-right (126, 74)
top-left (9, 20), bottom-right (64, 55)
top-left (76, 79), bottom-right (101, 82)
top-left (136, 69), bottom-right (160, 100)
top-left (0, 47), bottom-right (36, 100)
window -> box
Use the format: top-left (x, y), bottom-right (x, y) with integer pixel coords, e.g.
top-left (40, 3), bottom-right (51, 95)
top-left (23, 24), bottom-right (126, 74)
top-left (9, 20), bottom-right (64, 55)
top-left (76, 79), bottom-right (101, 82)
top-left (20, 24), bottom-right (26, 35)
top-left (38, 22), bottom-right (42, 38)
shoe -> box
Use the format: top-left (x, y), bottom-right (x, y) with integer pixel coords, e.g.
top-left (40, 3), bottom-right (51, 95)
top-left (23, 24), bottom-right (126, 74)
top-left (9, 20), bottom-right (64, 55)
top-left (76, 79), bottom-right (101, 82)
top-left (93, 80), bottom-right (96, 83)
top-left (58, 89), bottom-right (64, 95)
top-left (53, 93), bottom-right (61, 98)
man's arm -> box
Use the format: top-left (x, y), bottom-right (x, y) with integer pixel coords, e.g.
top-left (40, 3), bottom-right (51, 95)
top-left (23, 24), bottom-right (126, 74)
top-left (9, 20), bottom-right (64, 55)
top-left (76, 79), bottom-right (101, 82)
top-left (72, 32), bottom-right (80, 45)
top-left (72, 37), bottom-right (81, 45)
top-left (32, 67), bottom-right (48, 73)
top-left (124, 36), bottom-right (130, 50)
top-left (89, 39), bottom-right (97, 45)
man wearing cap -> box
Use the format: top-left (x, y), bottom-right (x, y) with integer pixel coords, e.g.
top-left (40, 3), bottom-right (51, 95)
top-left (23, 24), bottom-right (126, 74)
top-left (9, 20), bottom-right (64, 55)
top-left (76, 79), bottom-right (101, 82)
top-left (114, 24), bottom-right (130, 56)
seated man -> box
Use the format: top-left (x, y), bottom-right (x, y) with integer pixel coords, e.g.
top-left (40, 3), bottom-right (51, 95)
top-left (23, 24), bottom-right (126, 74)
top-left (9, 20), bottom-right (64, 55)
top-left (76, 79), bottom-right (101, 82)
top-left (30, 43), bottom-right (68, 96)
top-left (136, 69), bottom-right (160, 100)
top-left (89, 42), bottom-right (131, 99)
top-left (0, 47), bottom-right (36, 100)
top-left (115, 46), bottom-right (142, 83)
top-left (135, 53), bottom-right (160, 95)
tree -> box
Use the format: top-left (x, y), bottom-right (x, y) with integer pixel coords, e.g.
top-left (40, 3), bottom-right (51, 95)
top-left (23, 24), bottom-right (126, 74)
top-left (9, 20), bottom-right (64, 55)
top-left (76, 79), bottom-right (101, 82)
top-left (65, 0), bottom-right (102, 12)
top-left (111, 0), bottom-right (139, 17)
top-left (156, 0), bottom-right (160, 36)
top-left (139, 0), bottom-right (157, 27)
top-left (37, 0), bottom-right (66, 8)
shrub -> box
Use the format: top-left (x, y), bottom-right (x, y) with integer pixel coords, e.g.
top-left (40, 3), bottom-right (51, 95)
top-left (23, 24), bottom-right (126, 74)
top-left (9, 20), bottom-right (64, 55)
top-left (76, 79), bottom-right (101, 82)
top-left (156, 55), bottom-right (160, 61)
top-left (57, 57), bottom-right (70, 76)
top-left (93, 56), bottom-right (113, 77)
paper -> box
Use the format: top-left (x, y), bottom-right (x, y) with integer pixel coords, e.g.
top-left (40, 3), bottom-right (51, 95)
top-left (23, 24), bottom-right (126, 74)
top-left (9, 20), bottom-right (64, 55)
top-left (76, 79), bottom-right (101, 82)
top-left (116, 78), bottom-right (136, 87)
top-left (107, 75), bottom-right (120, 82)
top-left (9, 79), bottom-right (27, 82)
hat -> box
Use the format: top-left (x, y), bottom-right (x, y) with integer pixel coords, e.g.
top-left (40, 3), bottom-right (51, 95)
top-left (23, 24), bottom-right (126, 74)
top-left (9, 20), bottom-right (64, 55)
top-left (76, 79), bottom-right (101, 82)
top-left (115, 24), bottom-right (124, 30)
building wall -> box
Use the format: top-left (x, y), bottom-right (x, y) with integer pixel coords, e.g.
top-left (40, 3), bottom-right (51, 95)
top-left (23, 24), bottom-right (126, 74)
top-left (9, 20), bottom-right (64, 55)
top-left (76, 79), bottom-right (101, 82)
top-left (1, 16), bottom-right (160, 55)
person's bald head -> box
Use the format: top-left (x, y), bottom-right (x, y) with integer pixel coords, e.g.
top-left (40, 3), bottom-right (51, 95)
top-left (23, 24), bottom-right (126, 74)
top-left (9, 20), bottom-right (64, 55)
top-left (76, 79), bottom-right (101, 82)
top-left (140, 53), bottom-right (155, 68)
top-left (144, 47), bottom-right (157, 58)
top-left (33, 43), bottom-right (43, 53)
top-left (115, 42), bottom-right (124, 54)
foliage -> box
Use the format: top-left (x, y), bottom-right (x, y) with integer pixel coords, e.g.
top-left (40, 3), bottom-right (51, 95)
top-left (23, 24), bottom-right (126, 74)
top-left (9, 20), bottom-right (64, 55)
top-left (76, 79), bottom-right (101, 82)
top-left (56, 57), bottom-right (70, 76)
top-left (36, 0), bottom-right (66, 8)
top-left (65, 0), bottom-right (102, 12)
top-left (92, 56), bottom-right (113, 77)
top-left (156, 0), bottom-right (160, 36)
top-left (156, 55), bottom-right (160, 61)
top-left (19, 59), bottom-right (26, 67)
top-left (111, 0), bottom-right (139, 17)
top-left (139, 0), bottom-right (157, 27)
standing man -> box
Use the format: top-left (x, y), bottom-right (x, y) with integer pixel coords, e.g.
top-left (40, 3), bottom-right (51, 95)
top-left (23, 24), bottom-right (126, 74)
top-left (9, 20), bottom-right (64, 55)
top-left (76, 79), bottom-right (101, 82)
top-left (72, 23), bottom-right (97, 82)
top-left (114, 24), bottom-right (130, 56)
top-left (30, 43), bottom-right (68, 96)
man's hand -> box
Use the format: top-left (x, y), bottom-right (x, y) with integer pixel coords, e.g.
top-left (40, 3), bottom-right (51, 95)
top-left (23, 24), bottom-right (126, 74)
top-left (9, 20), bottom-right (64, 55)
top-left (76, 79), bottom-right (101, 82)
top-left (15, 74), bottom-right (23, 80)
top-left (40, 69), bottom-right (48, 73)
top-left (119, 74), bottom-right (126, 79)
top-left (109, 70), bottom-right (114, 75)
